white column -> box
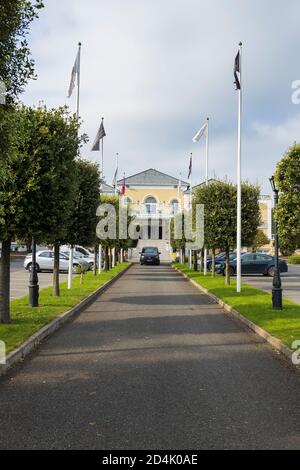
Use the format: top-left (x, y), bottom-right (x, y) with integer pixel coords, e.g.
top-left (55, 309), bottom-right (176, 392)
top-left (120, 248), bottom-right (124, 263)
top-left (68, 247), bottom-right (73, 289)
top-left (112, 248), bottom-right (116, 268)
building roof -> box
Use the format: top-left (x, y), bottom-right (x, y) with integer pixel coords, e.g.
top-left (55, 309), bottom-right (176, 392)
top-left (102, 182), bottom-right (116, 194)
top-left (117, 168), bottom-right (189, 187)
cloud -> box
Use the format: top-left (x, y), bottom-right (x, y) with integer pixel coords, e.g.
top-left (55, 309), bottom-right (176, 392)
top-left (22, 0), bottom-right (300, 193)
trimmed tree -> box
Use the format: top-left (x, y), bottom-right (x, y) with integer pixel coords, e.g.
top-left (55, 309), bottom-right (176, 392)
top-left (193, 181), bottom-right (261, 284)
top-left (275, 143), bottom-right (300, 255)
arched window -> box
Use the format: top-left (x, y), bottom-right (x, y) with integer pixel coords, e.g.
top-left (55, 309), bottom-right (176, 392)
top-left (171, 199), bottom-right (180, 215)
top-left (144, 196), bottom-right (157, 215)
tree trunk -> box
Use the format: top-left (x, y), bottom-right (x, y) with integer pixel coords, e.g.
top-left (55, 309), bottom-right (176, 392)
top-left (109, 248), bottom-right (113, 269)
top-left (93, 244), bottom-right (98, 276)
top-left (211, 248), bottom-right (216, 277)
top-left (0, 240), bottom-right (11, 324)
top-left (104, 247), bottom-right (110, 271)
top-left (53, 243), bottom-right (60, 297)
top-left (225, 248), bottom-right (230, 286)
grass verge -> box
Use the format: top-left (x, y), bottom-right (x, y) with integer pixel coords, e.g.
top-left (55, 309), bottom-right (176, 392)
top-left (174, 263), bottom-right (300, 349)
top-left (0, 263), bottom-right (129, 354)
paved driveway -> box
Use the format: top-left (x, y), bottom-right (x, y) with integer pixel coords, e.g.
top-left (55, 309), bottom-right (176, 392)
top-left (1, 264), bottom-right (300, 449)
top-left (242, 264), bottom-right (300, 304)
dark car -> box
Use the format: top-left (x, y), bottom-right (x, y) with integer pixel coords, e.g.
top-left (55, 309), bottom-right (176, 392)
top-left (207, 251), bottom-right (245, 270)
top-left (140, 247), bottom-right (161, 265)
top-left (215, 253), bottom-right (288, 277)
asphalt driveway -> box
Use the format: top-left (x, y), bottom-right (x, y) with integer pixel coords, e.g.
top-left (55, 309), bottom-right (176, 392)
top-left (1, 264), bottom-right (300, 449)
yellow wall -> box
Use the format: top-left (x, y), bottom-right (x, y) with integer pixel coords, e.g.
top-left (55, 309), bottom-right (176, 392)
top-left (125, 188), bottom-right (184, 206)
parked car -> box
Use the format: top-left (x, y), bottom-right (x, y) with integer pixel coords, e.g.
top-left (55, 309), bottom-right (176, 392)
top-left (206, 251), bottom-right (245, 270)
top-left (24, 250), bottom-right (90, 273)
top-left (215, 253), bottom-right (288, 277)
top-left (61, 245), bottom-right (95, 267)
top-left (140, 247), bottom-right (161, 265)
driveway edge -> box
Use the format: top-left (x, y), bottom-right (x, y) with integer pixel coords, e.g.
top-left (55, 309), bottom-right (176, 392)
top-left (0, 263), bottom-right (132, 377)
top-left (173, 266), bottom-right (294, 363)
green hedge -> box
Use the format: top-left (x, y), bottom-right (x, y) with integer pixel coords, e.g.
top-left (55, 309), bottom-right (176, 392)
top-left (288, 255), bottom-right (300, 265)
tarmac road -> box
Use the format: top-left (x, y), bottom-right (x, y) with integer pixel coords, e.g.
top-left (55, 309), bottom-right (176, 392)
top-left (1, 264), bottom-right (300, 449)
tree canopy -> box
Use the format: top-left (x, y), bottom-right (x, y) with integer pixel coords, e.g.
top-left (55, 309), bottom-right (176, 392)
top-left (275, 143), bottom-right (300, 254)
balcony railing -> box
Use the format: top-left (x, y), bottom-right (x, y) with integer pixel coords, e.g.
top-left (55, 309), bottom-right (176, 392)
top-left (127, 203), bottom-right (181, 219)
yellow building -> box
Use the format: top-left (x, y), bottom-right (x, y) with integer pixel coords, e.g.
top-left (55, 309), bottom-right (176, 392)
top-left (115, 168), bottom-right (272, 247)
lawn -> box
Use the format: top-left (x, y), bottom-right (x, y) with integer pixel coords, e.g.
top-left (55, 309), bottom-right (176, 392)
top-left (0, 263), bottom-right (129, 354)
top-left (174, 263), bottom-right (300, 349)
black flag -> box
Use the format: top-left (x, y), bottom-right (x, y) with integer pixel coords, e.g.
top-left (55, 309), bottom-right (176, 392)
top-left (188, 155), bottom-right (192, 179)
top-left (234, 51), bottom-right (241, 90)
top-left (92, 121), bottom-right (106, 151)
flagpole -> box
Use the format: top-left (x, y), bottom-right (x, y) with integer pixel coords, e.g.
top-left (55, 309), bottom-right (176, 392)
top-left (99, 117), bottom-right (105, 276)
top-left (203, 117), bottom-right (209, 276)
top-left (68, 42), bottom-right (81, 290)
top-left (236, 42), bottom-right (242, 293)
top-left (76, 42), bottom-right (82, 118)
top-left (189, 153), bottom-right (193, 269)
top-left (115, 153), bottom-right (119, 196)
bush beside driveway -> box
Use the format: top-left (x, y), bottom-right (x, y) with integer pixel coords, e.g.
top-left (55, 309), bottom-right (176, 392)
top-left (174, 263), bottom-right (300, 349)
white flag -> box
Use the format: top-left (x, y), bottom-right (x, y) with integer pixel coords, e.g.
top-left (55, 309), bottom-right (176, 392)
top-left (192, 123), bottom-right (208, 143)
top-left (68, 49), bottom-right (80, 98)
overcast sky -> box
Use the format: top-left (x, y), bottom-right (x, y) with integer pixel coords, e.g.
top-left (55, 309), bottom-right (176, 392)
top-left (22, 0), bottom-right (300, 193)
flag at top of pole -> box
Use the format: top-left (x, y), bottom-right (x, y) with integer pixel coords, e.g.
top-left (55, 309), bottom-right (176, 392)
top-left (92, 118), bottom-right (106, 151)
top-left (235, 42), bottom-right (243, 294)
top-left (188, 153), bottom-right (192, 180)
top-left (192, 122), bottom-right (208, 143)
top-left (121, 174), bottom-right (126, 196)
top-left (68, 43), bottom-right (81, 99)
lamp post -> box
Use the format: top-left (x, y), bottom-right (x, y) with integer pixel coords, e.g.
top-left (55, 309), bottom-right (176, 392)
top-left (29, 238), bottom-right (39, 307)
top-left (269, 176), bottom-right (283, 311)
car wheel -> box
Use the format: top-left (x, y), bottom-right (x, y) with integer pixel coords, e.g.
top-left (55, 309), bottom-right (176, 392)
top-left (268, 266), bottom-right (275, 277)
top-left (207, 262), bottom-right (212, 271)
top-left (229, 267), bottom-right (235, 276)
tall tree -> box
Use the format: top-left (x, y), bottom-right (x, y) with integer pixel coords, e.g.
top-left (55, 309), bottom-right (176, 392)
top-left (275, 143), bottom-right (300, 255)
top-left (0, 0), bottom-right (44, 322)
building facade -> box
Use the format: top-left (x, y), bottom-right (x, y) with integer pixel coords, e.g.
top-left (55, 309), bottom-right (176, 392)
top-left (116, 168), bottom-right (272, 246)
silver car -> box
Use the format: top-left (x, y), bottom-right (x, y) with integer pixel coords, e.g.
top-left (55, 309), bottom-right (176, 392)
top-left (24, 250), bottom-right (90, 273)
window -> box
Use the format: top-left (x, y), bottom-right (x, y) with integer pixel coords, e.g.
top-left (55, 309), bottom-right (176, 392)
top-left (39, 252), bottom-right (51, 258)
top-left (144, 197), bottom-right (157, 215)
top-left (171, 199), bottom-right (180, 215)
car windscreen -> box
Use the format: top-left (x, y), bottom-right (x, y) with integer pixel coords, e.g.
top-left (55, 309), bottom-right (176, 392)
top-left (143, 248), bottom-right (158, 254)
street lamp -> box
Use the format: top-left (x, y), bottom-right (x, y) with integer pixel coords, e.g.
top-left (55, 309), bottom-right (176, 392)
top-left (269, 176), bottom-right (282, 311)
top-left (29, 237), bottom-right (39, 307)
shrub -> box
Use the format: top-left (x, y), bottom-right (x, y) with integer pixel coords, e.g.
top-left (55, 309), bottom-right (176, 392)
top-left (288, 255), bottom-right (300, 265)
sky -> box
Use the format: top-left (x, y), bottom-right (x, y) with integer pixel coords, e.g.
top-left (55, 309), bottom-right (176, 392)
top-left (22, 0), bottom-right (300, 194)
